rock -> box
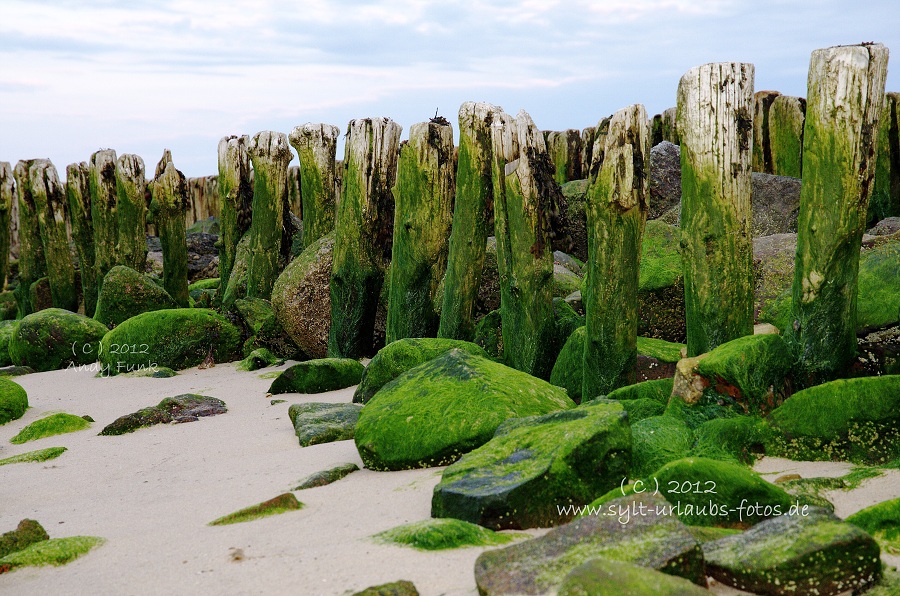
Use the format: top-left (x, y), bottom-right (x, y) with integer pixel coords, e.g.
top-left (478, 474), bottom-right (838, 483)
top-left (753, 232), bottom-right (798, 324)
top-left (9, 308), bottom-right (108, 372)
top-left (269, 358), bottom-right (364, 394)
top-left (0, 292), bottom-right (17, 320)
top-left (0, 320), bottom-right (16, 366)
top-left (691, 416), bottom-right (771, 465)
top-left (473, 309), bottom-right (503, 358)
top-left (0, 519), bottom-right (49, 559)
top-left (10, 413), bottom-right (90, 444)
top-left (0, 366), bottom-right (34, 377)
top-left (607, 378), bottom-right (674, 403)
top-left (553, 251), bottom-right (583, 275)
top-left (473, 492), bottom-right (706, 594)
top-left (550, 326), bottom-right (586, 403)
top-left (867, 216), bottom-right (900, 236)
top-left (750, 172), bottom-right (801, 236)
top-left (292, 463), bottom-right (359, 490)
top-left (353, 337), bottom-right (488, 404)
top-left (431, 401), bottom-right (628, 529)
top-left (617, 398), bottom-right (665, 423)
top-left (220, 232), bottom-right (251, 307)
top-left (356, 349), bottom-right (575, 471)
top-left (236, 348), bottom-right (281, 372)
top-left (287, 402), bottom-right (362, 446)
top-left (558, 179), bottom-right (588, 261)
top-left (0, 378), bottom-right (27, 425)
top-left (671, 355), bottom-right (708, 405)
top-left (186, 216), bottom-right (220, 235)
top-left (374, 518), bottom-right (520, 551)
top-left (98, 308), bottom-right (242, 375)
top-left (351, 580), bottom-right (419, 596)
top-left (846, 497), bottom-right (900, 554)
top-left (638, 221), bottom-right (686, 342)
top-left (208, 492), bottom-right (302, 526)
top-left (629, 415), bottom-right (693, 477)
top-left (558, 557), bottom-right (709, 596)
top-left (185, 232), bottom-right (219, 281)
top-left (553, 263), bottom-right (582, 298)
top-left (100, 394), bottom-right (227, 435)
top-left (648, 141), bottom-right (682, 220)
top-left (93, 265), bottom-right (177, 328)
top-left (234, 297), bottom-right (300, 358)
top-left (704, 509), bottom-right (881, 595)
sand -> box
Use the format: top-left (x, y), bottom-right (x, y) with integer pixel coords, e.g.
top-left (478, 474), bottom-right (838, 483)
top-left (0, 362), bottom-right (897, 595)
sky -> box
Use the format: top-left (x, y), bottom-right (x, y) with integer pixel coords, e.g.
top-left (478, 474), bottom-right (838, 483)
top-left (1, 0), bottom-right (899, 179)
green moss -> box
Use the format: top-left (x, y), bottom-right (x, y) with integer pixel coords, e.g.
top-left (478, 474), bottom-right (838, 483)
top-left (558, 557), bottom-right (709, 596)
top-left (234, 297), bottom-right (299, 359)
top-left (690, 416), bottom-right (770, 465)
top-left (351, 580), bottom-right (419, 596)
top-left (664, 389), bottom-right (742, 429)
top-left (550, 326), bottom-right (585, 403)
top-left (0, 519), bottom-right (49, 559)
top-left (9, 308), bottom-right (108, 372)
top-left (686, 525), bottom-right (742, 544)
top-left (288, 402), bottom-right (361, 446)
top-left (0, 320), bottom-right (16, 366)
top-left (269, 358), bottom-right (363, 394)
top-left (0, 377), bottom-right (28, 425)
top-left (857, 240), bottom-right (900, 328)
top-left (864, 567), bottom-right (900, 596)
top-left (0, 446), bottom-right (66, 466)
top-left (237, 348), bottom-right (281, 371)
top-left (374, 518), bottom-right (522, 550)
top-left (617, 398), bottom-right (665, 424)
top-left (846, 497), bottom-right (900, 554)
top-left (208, 493), bottom-right (302, 526)
top-left (473, 309), bottom-right (503, 358)
top-left (0, 536), bottom-right (104, 571)
top-left (258, 371), bottom-right (280, 379)
top-left (10, 413), bottom-right (90, 444)
top-left (639, 220), bottom-right (682, 292)
top-left (630, 415), bottom-right (693, 478)
top-left (636, 336), bottom-right (684, 363)
top-left (606, 378), bottom-right (673, 404)
top-left (221, 232), bottom-right (251, 308)
top-left (188, 277), bottom-right (220, 291)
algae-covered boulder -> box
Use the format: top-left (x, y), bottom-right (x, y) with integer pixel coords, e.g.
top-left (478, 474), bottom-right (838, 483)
top-left (431, 401), bottom-right (629, 529)
top-left (704, 509), bottom-right (882, 595)
top-left (767, 375), bottom-right (900, 464)
top-left (351, 580), bottom-right (420, 596)
top-left (93, 265), bottom-right (177, 328)
top-left (356, 349), bottom-right (575, 472)
top-left (473, 492), bottom-right (706, 594)
top-left (607, 378), bottom-right (674, 403)
top-left (9, 308), bottom-right (108, 372)
top-left (354, 337), bottom-right (489, 404)
top-left (269, 358), bottom-right (364, 395)
top-left (630, 415), bottom-right (694, 477)
top-left (287, 402), bottom-right (362, 446)
top-left (373, 518), bottom-right (520, 551)
top-left (617, 398), bottom-right (665, 423)
top-left (236, 348), bottom-right (281, 372)
top-left (234, 297), bottom-right (300, 359)
top-left (691, 416), bottom-right (771, 465)
top-left (558, 557), bottom-right (709, 596)
top-left (221, 232), bottom-right (252, 308)
top-left (846, 497), bottom-right (900, 554)
top-left (0, 377), bottom-right (28, 425)
top-left (10, 413), bottom-right (90, 444)
top-left (549, 326), bottom-right (585, 403)
top-left (0, 519), bottom-right (49, 559)
top-left (0, 320), bottom-right (16, 366)
top-left (292, 463), bottom-right (359, 490)
top-left (553, 263), bottom-right (582, 298)
top-left (638, 220), bottom-right (686, 343)
top-left (98, 309), bottom-right (242, 375)
top-left (99, 394), bottom-right (227, 435)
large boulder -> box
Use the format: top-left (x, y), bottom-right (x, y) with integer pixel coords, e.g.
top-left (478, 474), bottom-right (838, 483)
top-left (9, 308), bottom-right (108, 372)
top-left (355, 349), bottom-right (575, 471)
top-left (233, 297), bottom-right (300, 358)
top-left (629, 415), bottom-right (694, 478)
top-left (269, 358), bottom-right (364, 395)
top-left (288, 402), bottom-right (362, 446)
top-left (648, 141), bottom-right (682, 220)
top-left (220, 233), bottom-right (252, 308)
top-left (94, 265), bottom-right (177, 328)
top-left (638, 221), bottom-right (686, 342)
top-left (0, 378), bottom-right (27, 425)
top-left (750, 172), bottom-right (801, 236)
top-left (846, 497), bottom-right (900, 554)
top-left (558, 558), bottom-right (709, 596)
top-left (98, 308), bottom-right (242, 375)
top-left (432, 401), bottom-right (629, 529)
top-left (558, 179), bottom-right (589, 261)
top-left (0, 320), bottom-right (16, 366)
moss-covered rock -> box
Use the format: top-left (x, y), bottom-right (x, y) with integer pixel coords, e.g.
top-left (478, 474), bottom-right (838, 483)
top-left (351, 580), bottom-right (419, 596)
top-left (637, 336), bottom-right (685, 363)
top-left (98, 308), bottom-right (242, 375)
top-left (473, 492), bottom-right (706, 593)
top-left (431, 401), bottom-right (629, 529)
top-left (373, 518), bottom-right (522, 551)
top-left (767, 375), bottom-right (900, 464)
top-left (691, 416), bottom-right (771, 465)
top-left (0, 377), bottom-right (27, 425)
top-left (606, 378), bottom-right (674, 404)
top-left (292, 462), bottom-right (359, 490)
top-left (269, 358), bottom-right (364, 395)
top-left (0, 519), bottom-right (49, 559)
top-left (93, 265), bottom-right (177, 328)
top-left (353, 338), bottom-right (488, 404)
top-left (846, 497), bottom-right (900, 554)
top-left (357, 349), bottom-right (575, 472)
top-left (99, 394), bottom-right (226, 435)
top-left (236, 348), bottom-right (281, 372)
top-left (473, 309), bottom-right (503, 358)
top-left (553, 264), bottom-right (582, 298)
top-left (665, 389), bottom-right (742, 429)
top-left (208, 493), bottom-right (302, 526)
top-left (618, 398), bottom-right (666, 424)
top-left (630, 415), bottom-right (694, 478)
top-left (10, 413), bottom-right (90, 444)
top-left (287, 402), bottom-right (362, 446)
top-left (550, 326), bottom-right (585, 403)
top-left (220, 232), bottom-right (251, 308)
top-left (234, 297), bottom-right (299, 359)
top-left (704, 509), bottom-right (882, 594)
top-left (558, 557), bottom-right (709, 596)
top-left (0, 320), bottom-right (16, 366)
top-left (0, 536), bottom-right (104, 571)
top-left (188, 277), bottom-right (220, 292)
top-left (638, 220), bottom-right (686, 343)
top-left (9, 308), bottom-right (108, 372)
top-left (0, 446), bottom-right (66, 466)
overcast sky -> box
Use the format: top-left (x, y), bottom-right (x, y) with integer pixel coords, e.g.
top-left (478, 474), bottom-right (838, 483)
top-left (1, 0), bottom-right (898, 178)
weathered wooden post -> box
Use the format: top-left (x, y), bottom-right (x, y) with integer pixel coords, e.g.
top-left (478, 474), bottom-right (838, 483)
top-left (217, 135), bottom-right (253, 297)
top-left (328, 117), bottom-right (402, 358)
top-left (788, 43), bottom-right (889, 383)
top-left (90, 149), bottom-right (118, 291)
top-left (768, 95), bottom-right (806, 178)
top-left (66, 162), bottom-right (97, 316)
top-left (28, 160), bottom-right (77, 312)
top-left (587, 117), bottom-right (611, 179)
top-left (677, 62), bottom-right (755, 356)
top-left (662, 107), bottom-right (679, 144)
top-left (115, 154), bottom-right (147, 272)
top-left (246, 131), bottom-right (292, 299)
top-left (871, 92), bottom-right (900, 222)
top-left (289, 123), bottom-right (339, 249)
top-left (650, 114), bottom-right (664, 146)
top-left (752, 90), bottom-right (781, 173)
top-left (438, 102), bottom-right (497, 341)
top-left (13, 160), bottom-right (46, 316)
top-left (546, 129), bottom-right (583, 184)
top-left (386, 118), bottom-right (455, 343)
top-left (0, 163), bottom-right (14, 292)
top-left (583, 104), bottom-right (650, 398)
top-left (581, 126), bottom-right (596, 175)
top-left (151, 150), bottom-right (190, 307)
top-left (492, 109), bottom-right (558, 378)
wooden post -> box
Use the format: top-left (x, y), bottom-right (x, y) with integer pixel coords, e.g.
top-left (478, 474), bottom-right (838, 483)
top-left (751, 90), bottom-right (781, 173)
top-left (13, 159), bottom-right (46, 316)
top-left (677, 62), bottom-right (755, 356)
top-left (66, 162), bottom-right (97, 316)
top-left (788, 43), bottom-right (889, 383)
top-left (115, 154), bottom-right (147, 272)
top-left (328, 117), bottom-right (401, 358)
top-left (247, 131), bottom-right (292, 299)
top-left (583, 104), bottom-right (650, 398)
top-left (289, 123), bottom-right (339, 249)
top-left (28, 160), bottom-right (77, 312)
top-left (587, 117), bottom-right (611, 179)
top-left (662, 107), bottom-right (679, 144)
top-left (546, 129), bottom-right (583, 184)
top-left (581, 126), bottom-right (595, 176)
top-left (151, 150), bottom-right (190, 307)
top-left (438, 102), bottom-right (497, 341)
top-left (492, 109), bottom-right (557, 378)
top-left (871, 92), bottom-right (900, 222)
top-left (769, 95), bottom-right (806, 178)
top-left (217, 135), bottom-right (252, 299)
top-left (386, 118), bottom-right (455, 343)
top-left (90, 149), bottom-right (118, 292)
top-left (650, 114), bottom-right (664, 146)
top-left (0, 163), bottom-right (14, 293)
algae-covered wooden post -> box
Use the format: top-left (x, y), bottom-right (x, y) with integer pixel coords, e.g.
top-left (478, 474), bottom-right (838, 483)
top-left (492, 110), bottom-right (558, 379)
top-left (751, 90), bottom-right (781, 173)
top-left (66, 162), bottom-right (97, 315)
top-left (90, 149), bottom-right (118, 290)
top-left (289, 123), bottom-right (339, 249)
top-left (581, 126), bottom-right (595, 175)
top-left (115, 154), bottom-right (147, 272)
top-left (546, 129), bottom-right (583, 184)
top-left (650, 114), bottom-right (664, 146)
top-left (768, 95), bottom-right (806, 179)
top-left (871, 91), bottom-right (900, 222)
top-left (246, 131), bottom-right (292, 299)
top-left (328, 117), bottom-right (402, 358)
top-left (587, 117), bottom-right (611, 179)
top-left (662, 107), bottom-right (679, 144)
top-left (151, 151), bottom-right (190, 307)
top-left (788, 43), bottom-right (889, 384)
top-left (386, 118), bottom-right (455, 343)
top-left (677, 62), bottom-right (755, 356)
top-left (217, 135), bottom-right (253, 297)
top-left (438, 102), bottom-right (497, 341)
top-left (28, 160), bottom-right (77, 312)
top-left (13, 159), bottom-right (47, 316)
top-left (0, 162), bottom-right (14, 292)
top-left (583, 104), bottom-right (650, 398)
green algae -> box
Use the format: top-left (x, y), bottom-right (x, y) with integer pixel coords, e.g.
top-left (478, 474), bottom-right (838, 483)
top-left (630, 415), bottom-right (694, 478)
top-left (208, 493), bottom-right (302, 526)
top-left (93, 265), bottom-right (177, 328)
top-left (9, 308), bottom-right (108, 372)
top-left (0, 536), bottom-right (104, 571)
top-left (0, 447), bottom-right (66, 466)
top-left (374, 518), bottom-right (523, 550)
top-left (10, 413), bottom-right (90, 444)
top-left (269, 358), bottom-right (363, 394)
top-left (606, 378), bottom-right (673, 404)
top-left (846, 497), bottom-right (900, 554)
top-left (0, 377), bottom-right (27, 425)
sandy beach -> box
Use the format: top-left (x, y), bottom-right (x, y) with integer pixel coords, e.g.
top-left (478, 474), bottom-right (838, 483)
top-left (1, 362), bottom-right (898, 595)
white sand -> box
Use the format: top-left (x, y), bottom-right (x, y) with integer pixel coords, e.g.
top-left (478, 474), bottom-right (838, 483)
top-left (1, 364), bottom-right (897, 594)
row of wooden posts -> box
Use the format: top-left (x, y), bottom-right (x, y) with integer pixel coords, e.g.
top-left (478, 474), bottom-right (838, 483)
top-left (0, 42), bottom-right (891, 393)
